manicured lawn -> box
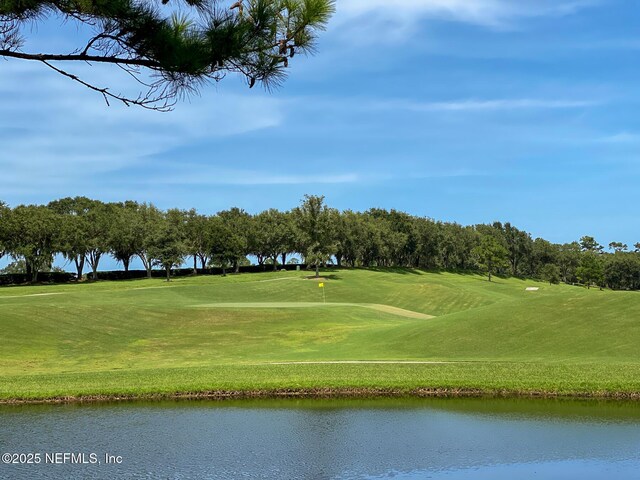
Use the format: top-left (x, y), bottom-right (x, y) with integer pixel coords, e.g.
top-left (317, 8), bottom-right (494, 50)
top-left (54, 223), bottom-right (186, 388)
top-left (1, 268), bottom-right (639, 401)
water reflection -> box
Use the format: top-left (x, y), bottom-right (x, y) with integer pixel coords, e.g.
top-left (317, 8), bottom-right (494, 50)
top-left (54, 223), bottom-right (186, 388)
top-left (1, 397), bottom-right (639, 479)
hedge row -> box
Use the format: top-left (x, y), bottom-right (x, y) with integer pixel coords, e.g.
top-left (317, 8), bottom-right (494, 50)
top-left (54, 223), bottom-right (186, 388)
top-left (93, 264), bottom-right (308, 280)
top-left (0, 272), bottom-right (77, 286)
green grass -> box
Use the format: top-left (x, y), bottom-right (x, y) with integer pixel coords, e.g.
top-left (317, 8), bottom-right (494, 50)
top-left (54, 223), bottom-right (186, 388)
top-left (1, 268), bottom-right (639, 401)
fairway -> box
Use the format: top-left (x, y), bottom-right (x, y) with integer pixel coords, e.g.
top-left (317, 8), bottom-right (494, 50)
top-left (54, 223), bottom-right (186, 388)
top-left (1, 268), bottom-right (640, 401)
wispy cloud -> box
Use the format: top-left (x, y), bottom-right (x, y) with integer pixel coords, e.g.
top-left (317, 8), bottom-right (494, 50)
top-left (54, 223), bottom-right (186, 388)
top-left (397, 98), bottom-right (599, 112)
top-left (144, 169), bottom-right (363, 186)
top-left (332, 0), bottom-right (598, 45)
top-left (0, 61), bottom-right (284, 197)
top-left (289, 95), bottom-right (599, 115)
top-left (597, 132), bottom-right (640, 144)
top-left (338, 0), bottom-right (598, 28)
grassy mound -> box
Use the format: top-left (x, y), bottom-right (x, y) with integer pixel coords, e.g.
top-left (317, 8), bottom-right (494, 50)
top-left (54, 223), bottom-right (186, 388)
top-left (1, 268), bottom-right (639, 401)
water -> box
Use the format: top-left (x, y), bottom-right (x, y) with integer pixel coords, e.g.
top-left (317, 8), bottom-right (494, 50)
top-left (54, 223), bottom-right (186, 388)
top-left (1, 397), bottom-right (640, 479)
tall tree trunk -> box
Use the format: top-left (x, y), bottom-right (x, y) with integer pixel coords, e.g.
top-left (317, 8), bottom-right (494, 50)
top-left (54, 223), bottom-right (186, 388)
top-left (88, 251), bottom-right (101, 280)
top-left (199, 255), bottom-right (207, 270)
top-left (281, 253), bottom-right (287, 267)
top-left (139, 253), bottom-right (152, 278)
top-left (273, 256), bottom-right (278, 271)
top-left (145, 256), bottom-right (152, 278)
top-left (234, 260), bottom-right (240, 274)
top-left (315, 263), bottom-right (320, 278)
top-left (25, 259), bottom-right (32, 280)
top-left (123, 257), bottom-right (130, 273)
top-left (30, 256), bottom-right (39, 282)
top-left (193, 255), bottom-right (198, 275)
top-left (166, 266), bottom-right (171, 282)
top-left (75, 255), bottom-right (84, 281)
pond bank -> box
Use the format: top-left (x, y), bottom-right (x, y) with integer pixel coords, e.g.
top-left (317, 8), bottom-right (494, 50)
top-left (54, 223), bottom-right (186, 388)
top-left (3, 386), bottom-right (640, 406)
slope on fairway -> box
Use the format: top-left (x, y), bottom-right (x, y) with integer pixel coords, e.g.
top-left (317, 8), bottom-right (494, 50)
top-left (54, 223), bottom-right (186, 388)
top-left (379, 285), bottom-right (640, 363)
top-left (1, 268), bottom-right (639, 400)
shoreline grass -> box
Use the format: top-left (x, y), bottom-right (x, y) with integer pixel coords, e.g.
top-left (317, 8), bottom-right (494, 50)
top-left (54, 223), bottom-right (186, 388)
top-left (3, 362), bottom-right (640, 404)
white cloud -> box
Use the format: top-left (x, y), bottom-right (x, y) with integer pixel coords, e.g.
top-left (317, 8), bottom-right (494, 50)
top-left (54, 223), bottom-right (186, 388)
top-left (289, 95), bottom-right (599, 114)
top-left (229, 173), bottom-right (361, 185)
top-left (597, 132), bottom-right (640, 144)
top-left (338, 0), bottom-right (597, 27)
top-left (331, 0), bottom-right (598, 45)
top-left (0, 61), bottom-right (284, 196)
top-left (139, 164), bottom-right (364, 186)
top-left (394, 98), bottom-right (598, 112)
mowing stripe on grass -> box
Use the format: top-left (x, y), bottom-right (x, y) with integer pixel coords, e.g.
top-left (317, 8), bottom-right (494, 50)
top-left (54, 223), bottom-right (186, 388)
top-left (264, 361), bottom-right (456, 365)
top-left (0, 292), bottom-right (65, 300)
top-left (191, 302), bottom-right (435, 319)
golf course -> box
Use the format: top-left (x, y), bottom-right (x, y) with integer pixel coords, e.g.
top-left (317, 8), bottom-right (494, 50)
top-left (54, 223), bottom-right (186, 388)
top-left (1, 268), bottom-right (640, 402)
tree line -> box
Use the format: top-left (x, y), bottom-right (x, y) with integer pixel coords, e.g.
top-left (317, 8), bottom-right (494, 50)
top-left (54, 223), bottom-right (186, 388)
top-left (0, 195), bottom-right (638, 290)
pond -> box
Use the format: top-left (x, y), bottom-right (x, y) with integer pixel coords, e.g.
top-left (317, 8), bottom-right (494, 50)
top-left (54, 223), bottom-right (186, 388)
top-left (1, 397), bottom-right (640, 479)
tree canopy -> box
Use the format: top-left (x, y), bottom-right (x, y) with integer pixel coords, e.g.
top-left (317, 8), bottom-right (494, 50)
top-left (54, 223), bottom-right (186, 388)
top-left (0, 0), bottom-right (335, 110)
top-left (0, 195), bottom-right (638, 290)
top-left (293, 194), bottom-right (335, 278)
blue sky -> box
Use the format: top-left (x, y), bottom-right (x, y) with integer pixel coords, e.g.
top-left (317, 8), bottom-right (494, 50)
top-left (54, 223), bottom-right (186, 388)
top-left (1, 0), bottom-right (639, 256)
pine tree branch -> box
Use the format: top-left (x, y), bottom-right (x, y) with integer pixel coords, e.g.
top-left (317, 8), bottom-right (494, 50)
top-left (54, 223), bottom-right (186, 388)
top-left (0, 49), bottom-right (161, 69)
top-left (41, 60), bottom-right (175, 111)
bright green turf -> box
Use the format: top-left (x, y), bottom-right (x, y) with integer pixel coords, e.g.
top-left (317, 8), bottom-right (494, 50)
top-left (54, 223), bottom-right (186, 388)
top-left (0, 268), bottom-right (639, 400)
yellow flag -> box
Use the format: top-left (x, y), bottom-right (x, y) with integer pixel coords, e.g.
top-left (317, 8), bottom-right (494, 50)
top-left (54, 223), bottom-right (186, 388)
top-left (318, 282), bottom-right (324, 288)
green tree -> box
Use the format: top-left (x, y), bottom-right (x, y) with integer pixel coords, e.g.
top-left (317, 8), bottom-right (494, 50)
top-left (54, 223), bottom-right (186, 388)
top-left (576, 251), bottom-right (604, 289)
top-left (334, 210), bottom-right (363, 268)
top-left (438, 223), bottom-right (463, 270)
top-left (609, 242), bottom-right (628, 253)
top-left (528, 238), bottom-right (557, 278)
top-left (136, 203), bottom-right (165, 278)
top-left (414, 217), bottom-right (439, 269)
top-left (0, 258), bottom-right (26, 274)
top-left (4, 205), bottom-right (60, 282)
top-left (207, 214), bottom-right (234, 275)
top-left (604, 253), bottom-right (640, 291)
top-left (252, 209), bottom-right (295, 271)
top-left (83, 200), bottom-right (113, 280)
top-left (472, 235), bottom-right (509, 282)
top-left (148, 209), bottom-right (187, 281)
top-left (293, 194), bottom-right (335, 277)
top-left (184, 209), bottom-right (210, 273)
top-left (540, 263), bottom-right (561, 285)
top-left (0, 0), bottom-right (334, 109)
top-left (108, 201), bottom-right (143, 273)
top-left (48, 196), bottom-right (94, 280)
top-left (366, 208), bottom-right (418, 267)
top-left (503, 222), bottom-right (533, 277)
top-left (558, 242), bottom-right (581, 283)
top-left (580, 236), bottom-right (603, 253)
top-left (217, 208), bottom-right (251, 273)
